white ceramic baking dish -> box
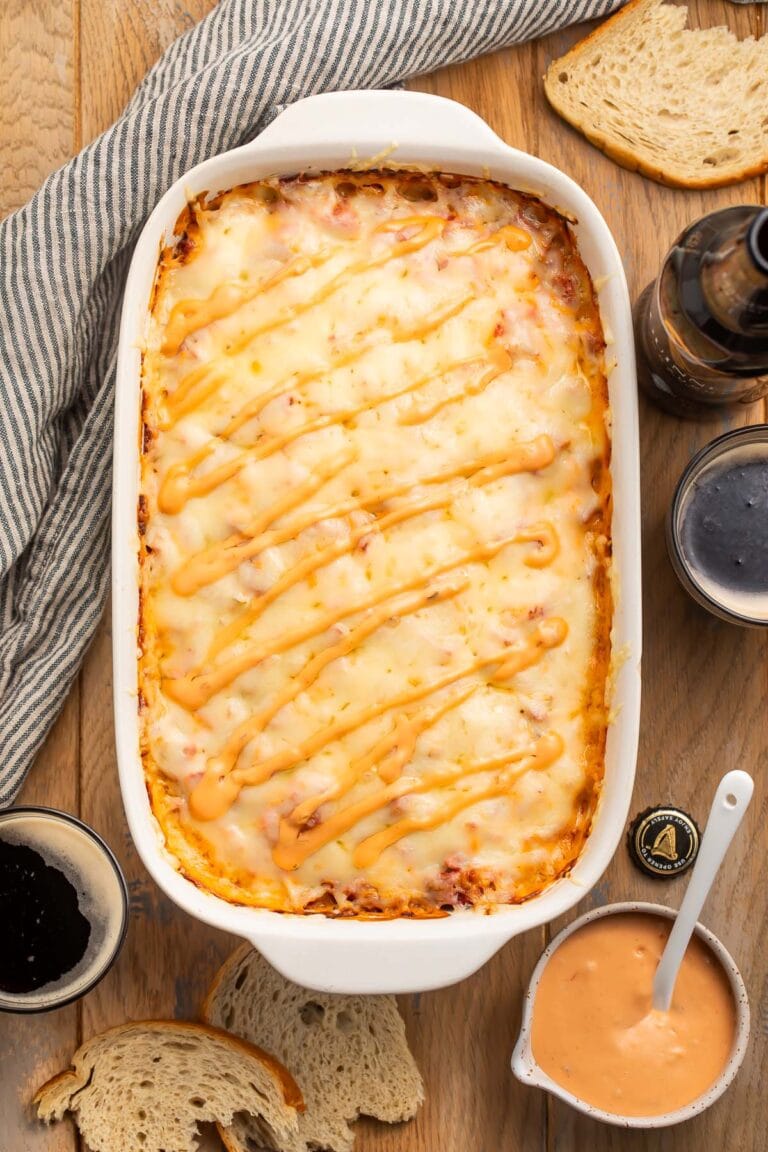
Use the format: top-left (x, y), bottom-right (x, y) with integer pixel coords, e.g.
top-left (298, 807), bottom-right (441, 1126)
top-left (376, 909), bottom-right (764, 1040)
top-left (112, 90), bottom-right (641, 994)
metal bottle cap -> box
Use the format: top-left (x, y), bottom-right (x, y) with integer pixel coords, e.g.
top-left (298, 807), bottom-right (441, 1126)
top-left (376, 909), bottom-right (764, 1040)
top-left (628, 806), bottom-right (700, 879)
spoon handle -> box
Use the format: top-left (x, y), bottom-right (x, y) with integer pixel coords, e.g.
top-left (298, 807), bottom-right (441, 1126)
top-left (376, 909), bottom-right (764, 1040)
top-left (652, 770), bottom-right (753, 1013)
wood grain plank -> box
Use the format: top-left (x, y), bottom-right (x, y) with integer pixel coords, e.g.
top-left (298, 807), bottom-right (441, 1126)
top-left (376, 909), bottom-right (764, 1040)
top-left (0, 0), bottom-right (76, 215)
top-left (3, 3), bottom-right (767, 1152)
top-left (76, 0), bottom-right (234, 1059)
top-left (78, 0), bottom-right (213, 143)
top-left (533, 3), bottom-right (768, 1149)
top-left (357, 948), bottom-right (547, 1152)
top-left (0, 3), bottom-right (79, 1151)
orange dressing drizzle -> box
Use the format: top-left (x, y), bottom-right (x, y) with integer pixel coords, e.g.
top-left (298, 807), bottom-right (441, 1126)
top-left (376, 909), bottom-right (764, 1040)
top-left (159, 217), bottom-right (446, 427)
top-left (169, 451), bottom-right (354, 596)
top-left (237, 616), bottom-right (565, 788)
top-left (350, 730), bottom-right (564, 869)
top-left (492, 616), bottom-right (569, 680)
top-left (202, 472), bottom-right (557, 661)
top-left (162, 250), bottom-right (334, 356)
top-left (273, 730), bottom-right (563, 871)
top-left (237, 651), bottom-right (498, 787)
top-left (188, 616), bottom-right (566, 821)
top-left (166, 543), bottom-right (495, 712)
top-left (190, 580), bottom-right (469, 817)
top-left (203, 493), bottom-right (459, 660)
top-left (166, 527), bottom-right (557, 711)
top-left (157, 295), bottom-right (474, 515)
top-left (171, 433), bottom-right (555, 598)
top-left (465, 223), bottom-right (533, 255)
top-left (515, 522), bottom-right (561, 569)
top-left (160, 362), bottom-right (225, 427)
top-left (287, 683), bottom-right (478, 828)
top-left (397, 347), bottom-right (512, 427)
top-left (156, 218), bottom-right (533, 443)
top-left (160, 215), bottom-right (531, 359)
top-left (225, 216), bottom-right (449, 359)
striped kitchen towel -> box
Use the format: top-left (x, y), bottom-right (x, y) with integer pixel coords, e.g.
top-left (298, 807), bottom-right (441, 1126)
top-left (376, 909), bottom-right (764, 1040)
top-left (0, 0), bottom-right (623, 805)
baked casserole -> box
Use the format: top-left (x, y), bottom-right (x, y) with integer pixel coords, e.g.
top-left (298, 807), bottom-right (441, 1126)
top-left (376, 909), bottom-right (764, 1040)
top-left (138, 170), bottom-right (612, 917)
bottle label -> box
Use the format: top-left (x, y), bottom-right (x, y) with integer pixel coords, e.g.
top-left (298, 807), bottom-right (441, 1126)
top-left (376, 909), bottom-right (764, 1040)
top-left (644, 300), bottom-right (718, 400)
top-left (639, 284), bottom-right (768, 407)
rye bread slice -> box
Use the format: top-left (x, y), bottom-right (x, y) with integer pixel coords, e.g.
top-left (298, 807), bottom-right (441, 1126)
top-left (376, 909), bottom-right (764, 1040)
top-left (204, 945), bottom-right (424, 1152)
top-left (34, 1019), bottom-right (303, 1152)
top-left (544, 0), bottom-right (768, 188)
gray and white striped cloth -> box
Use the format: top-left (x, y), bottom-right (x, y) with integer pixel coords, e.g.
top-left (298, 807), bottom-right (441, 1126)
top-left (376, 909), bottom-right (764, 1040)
top-left (0, 0), bottom-right (623, 805)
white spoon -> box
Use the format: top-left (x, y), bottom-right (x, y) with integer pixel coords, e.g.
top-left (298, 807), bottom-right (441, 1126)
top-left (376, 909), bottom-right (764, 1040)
top-left (652, 769), bottom-right (753, 1013)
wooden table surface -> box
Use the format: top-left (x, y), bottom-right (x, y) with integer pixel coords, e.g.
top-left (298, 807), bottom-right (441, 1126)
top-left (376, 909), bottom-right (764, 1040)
top-left (2, 2), bottom-right (767, 1149)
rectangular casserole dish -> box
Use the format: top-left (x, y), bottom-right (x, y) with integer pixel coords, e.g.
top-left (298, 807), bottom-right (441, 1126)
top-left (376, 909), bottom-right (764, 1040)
top-left (113, 89), bottom-right (641, 994)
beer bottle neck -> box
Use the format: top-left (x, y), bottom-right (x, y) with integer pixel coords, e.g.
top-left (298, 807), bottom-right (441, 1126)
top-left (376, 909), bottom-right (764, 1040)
top-left (700, 208), bottom-right (768, 339)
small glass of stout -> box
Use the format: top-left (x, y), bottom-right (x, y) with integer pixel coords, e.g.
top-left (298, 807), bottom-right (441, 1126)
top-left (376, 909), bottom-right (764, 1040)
top-left (667, 425), bottom-right (768, 626)
top-left (0, 808), bottom-right (128, 1013)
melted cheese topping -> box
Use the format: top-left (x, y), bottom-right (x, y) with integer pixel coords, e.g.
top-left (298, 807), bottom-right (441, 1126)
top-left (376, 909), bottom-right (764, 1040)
top-left (139, 171), bottom-right (611, 917)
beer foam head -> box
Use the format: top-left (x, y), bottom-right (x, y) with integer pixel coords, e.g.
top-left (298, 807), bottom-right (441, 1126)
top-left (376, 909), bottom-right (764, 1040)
top-left (0, 809), bottom-right (128, 1013)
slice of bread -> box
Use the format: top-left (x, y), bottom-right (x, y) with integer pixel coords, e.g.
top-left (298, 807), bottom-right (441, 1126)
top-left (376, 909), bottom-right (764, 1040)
top-left (34, 1019), bottom-right (303, 1152)
top-left (544, 0), bottom-right (768, 188)
top-left (203, 945), bottom-right (424, 1152)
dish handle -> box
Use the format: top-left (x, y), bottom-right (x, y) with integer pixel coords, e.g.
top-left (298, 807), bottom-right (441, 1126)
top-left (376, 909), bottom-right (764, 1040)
top-left (254, 89), bottom-right (504, 155)
top-left (246, 929), bottom-right (506, 995)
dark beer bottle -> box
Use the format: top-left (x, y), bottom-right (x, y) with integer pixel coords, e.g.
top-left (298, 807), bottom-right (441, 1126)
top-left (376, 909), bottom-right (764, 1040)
top-left (635, 206), bottom-right (768, 417)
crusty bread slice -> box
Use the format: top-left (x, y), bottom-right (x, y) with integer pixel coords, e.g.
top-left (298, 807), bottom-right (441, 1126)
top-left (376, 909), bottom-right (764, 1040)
top-left (34, 1019), bottom-right (303, 1152)
top-left (544, 0), bottom-right (768, 188)
top-left (203, 945), bottom-right (424, 1152)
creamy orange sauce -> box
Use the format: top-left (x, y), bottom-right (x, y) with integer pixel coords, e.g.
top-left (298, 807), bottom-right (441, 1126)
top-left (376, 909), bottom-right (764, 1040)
top-left (531, 913), bottom-right (737, 1117)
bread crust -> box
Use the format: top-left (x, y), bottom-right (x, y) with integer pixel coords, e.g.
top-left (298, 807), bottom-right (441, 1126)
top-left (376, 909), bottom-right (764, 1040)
top-left (217, 1125), bottom-right (244, 1152)
top-left (201, 941), bottom-right (253, 1022)
top-left (34, 1019), bottom-right (304, 1117)
top-left (545, 106), bottom-right (768, 191)
top-left (33, 1069), bottom-right (79, 1117)
top-left (544, 0), bottom-right (768, 189)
